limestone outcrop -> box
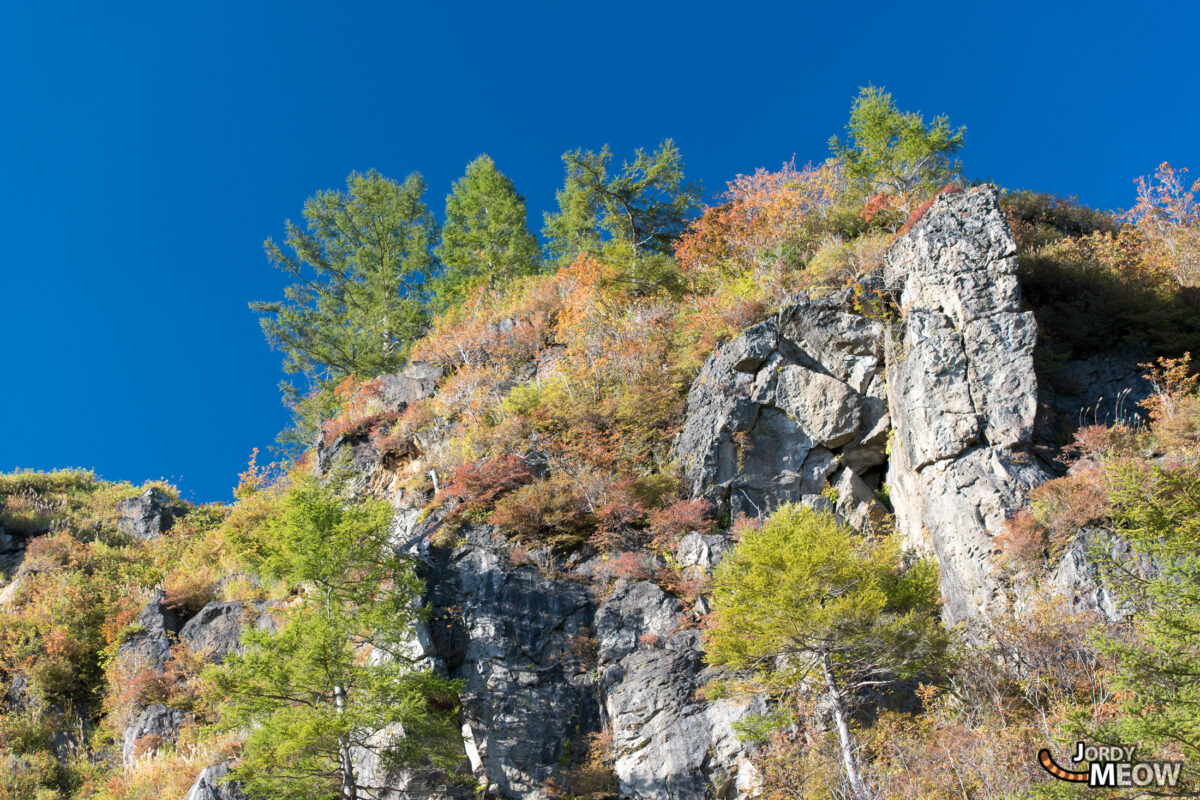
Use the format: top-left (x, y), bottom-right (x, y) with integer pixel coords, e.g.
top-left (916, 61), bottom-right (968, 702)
top-left (115, 488), bottom-right (185, 541)
top-left (884, 186), bottom-right (1048, 623)
top-left (676, 290), bottom-right (890, 531)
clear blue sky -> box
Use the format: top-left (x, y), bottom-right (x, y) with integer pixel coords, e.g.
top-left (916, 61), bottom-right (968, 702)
top-left (1, 1), bottom-right (1196, 502)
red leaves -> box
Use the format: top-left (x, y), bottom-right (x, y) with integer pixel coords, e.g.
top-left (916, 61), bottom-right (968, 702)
top-left (441, 455), bottom-right (534, 521)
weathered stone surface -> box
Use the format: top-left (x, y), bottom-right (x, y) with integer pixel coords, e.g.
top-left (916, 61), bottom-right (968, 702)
top-left (775, 365), bottom-right (861, 448)
top-left (1035, 351), bottom-right (1153, 460)
top-left (116, 488), bottom-right (184, 541)
top-left (596, 581), bottom-right (763, 800)
top-left (178, 600), bottom-right (276, 664)
top-left (884, 187), bottom-right (1048, 623)
top-left (379, 362), bottom-right (443, 408)
top-left (117, 589), bottom-right (184, 673)
top-left (183, 761), bottom-right (246, 800)
top-left (0, 523), bottom-right (27, 575)
top-left (425, 526), bottom-right (600, 799)
top-left (2, 673), bottom-right (33, 713)
top-left (674, 531), bottom-right (731, 580)
top-left (316, 363), bottom-right (444, 485)
top-left (1046, 528), bottom-right (1133, 620)
top-left (676, 290), bottom-right (888, 531)
top-left (122, 703), bottom-right (189, 763)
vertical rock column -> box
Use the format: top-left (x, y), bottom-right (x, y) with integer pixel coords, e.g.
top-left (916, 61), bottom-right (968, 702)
top-left (884, 186), bottom-right (1046, 623)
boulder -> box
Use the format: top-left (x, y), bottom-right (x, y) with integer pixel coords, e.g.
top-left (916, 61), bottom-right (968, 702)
top-left (116, 488), bottom-right (184, 541)
top-left (183, 761), bottom-right (246, 800)
top-left (178, 600), bottom-right (276, 664)
top-left (117, 589), bottom-right (184, 673)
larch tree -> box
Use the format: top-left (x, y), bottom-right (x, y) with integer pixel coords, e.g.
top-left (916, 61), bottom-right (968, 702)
top-left (431, 154), bottom-right (540, 311)
top-left (542, 140), bottom-right (699, 291)
top-left (251, 170), bottom-right (437, 450)
top-left (705, 504), bottom-right (948, 800)
top-left (829, 86), bottom-right (965, 213)
top-left (208, 477), bottom-right (462, 800)
top-left (1096, 453), bottom-right (1200, 790)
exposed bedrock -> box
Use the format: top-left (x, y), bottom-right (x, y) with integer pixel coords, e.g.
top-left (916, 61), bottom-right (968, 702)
top-left (675, 288), bottom-right (890, 531)
top-left (884, 186), bottom-right (1048, 623)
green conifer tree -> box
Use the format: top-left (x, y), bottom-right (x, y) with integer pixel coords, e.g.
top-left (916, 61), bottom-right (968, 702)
top-left (706, 505), bottom-right (947, 800)
top-left (829, 86), bottom-right (965, 209)
top-left (541, 140), bottom-right (699, 290)
top-left (430, 155), bottom-right (540, 311)
top-left (208, 478), bottom-right (461, 800)
top-left (250, 169), bottom-right (437, 453)
top-left (1096, 458), bottom-right (1200, 788)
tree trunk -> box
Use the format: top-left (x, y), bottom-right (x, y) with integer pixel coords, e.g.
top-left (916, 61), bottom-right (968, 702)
top-left (335, 685), bottom-right (358, 800)
top-left (821, 654), bottom-right (871, 800)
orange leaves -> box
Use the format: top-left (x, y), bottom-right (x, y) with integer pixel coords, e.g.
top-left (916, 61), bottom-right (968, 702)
top-left (320, 375), bottom-right (396, 445)
top-left (1126, 162), bottom-right (1200, 233)
top-left (676, 158), bottom-right (844, 284)
top-left (1124, 162), bottom-right (1200, 287)
top-left (413, 275), bottom-right (561, 369)
top-left (441, 455), bottom-right (534, 522)
top-left (1139, 353), bottom-right (1198, 417)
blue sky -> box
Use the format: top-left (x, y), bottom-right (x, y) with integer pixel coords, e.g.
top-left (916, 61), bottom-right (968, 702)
top-left (1, 1), bottom-right (1196, 502)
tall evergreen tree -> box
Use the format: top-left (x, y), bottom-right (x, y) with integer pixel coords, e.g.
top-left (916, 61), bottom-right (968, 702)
top-left (431, 155), bottom-right (539, 310)
top-left (1095, 457), bottom-right (1200, 789)
top-left (829, 86), bottom-right (965, 210)
top-left (209, 477), bottom-right (462, 800)
top-left (251, 169), bottom-right (437, 384)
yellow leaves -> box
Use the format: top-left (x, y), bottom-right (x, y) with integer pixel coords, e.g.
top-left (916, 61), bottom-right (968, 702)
top-left (1124, 162), bottom-right (1200, 287)
top-left (676, 159), bottom-right (844, 288)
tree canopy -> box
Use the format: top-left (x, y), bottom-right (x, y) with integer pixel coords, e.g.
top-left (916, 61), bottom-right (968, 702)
top-left (706, 505), bottom-right (946, 800)
top-left (251, 170), bottom-right (437, 385)
top-left (829, 86), bottom-right (965, 209)
top-left (541, 140), bottom-right (700, 272)
top-left (431, 154), bottom-right (540, 311)
top-left (209, 478), bottom-right (462, 800)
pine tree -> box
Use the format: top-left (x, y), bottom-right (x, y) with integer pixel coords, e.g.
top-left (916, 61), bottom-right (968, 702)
top-left (430, 155), bottom-right (540, 311)
top-left (208, 478), bottom-right (462, 800)
top-left (705, 505), bottom-right (947, 800)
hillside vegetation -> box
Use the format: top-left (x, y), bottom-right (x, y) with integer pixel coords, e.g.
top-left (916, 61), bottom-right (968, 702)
top-left (3, 87), bottom-right (1200, 799)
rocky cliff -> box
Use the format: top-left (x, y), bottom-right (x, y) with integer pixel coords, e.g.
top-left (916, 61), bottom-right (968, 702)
top-left (178, 185), bottom-right (1140, 799)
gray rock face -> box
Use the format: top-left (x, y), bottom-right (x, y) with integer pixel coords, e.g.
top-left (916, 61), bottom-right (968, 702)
top-left (117, 589), bottom-right (185, 673)
top-left (1047, 528), bottom-right (1133, 620)
top-left (676, 292), bottom-right (889, 529)
top-left (316, 362), bottom-right (444, 480)
top-left (884, 187), bottom-right (1048, 623)
top-left (596, 581), bottom-right (764, 800)
top-left (1036, 351), bottom-right (1152, 454)
top-left (183, 761), bottom-right (246, 800)
top-left (122, 703), bottom-right (189, 763)
top-left (0, 523), bottom-right (27, 576)
top-left (116, 488), bottom-right (184, 540)
top-left (379, 362), bottom-right (443, 408)
top-left (425, 526), bottom-right (600, 799)
top-left (178, 600), bottom-right (275, 664)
